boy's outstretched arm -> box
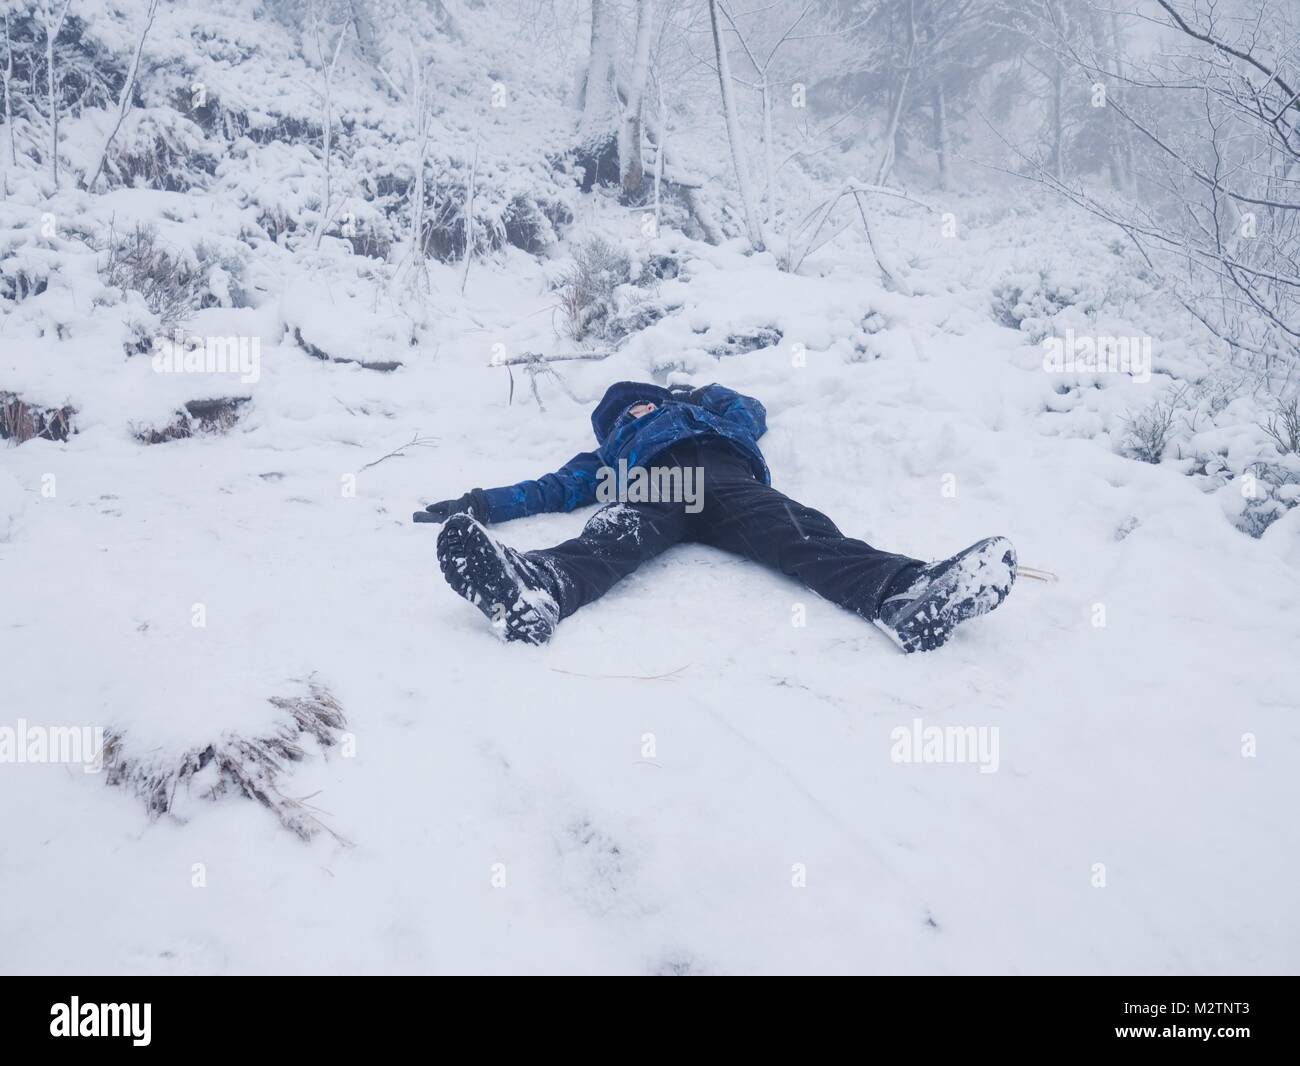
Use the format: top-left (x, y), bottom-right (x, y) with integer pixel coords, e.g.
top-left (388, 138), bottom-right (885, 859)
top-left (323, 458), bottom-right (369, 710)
top-left (413, 451), bottom-right (603, 525)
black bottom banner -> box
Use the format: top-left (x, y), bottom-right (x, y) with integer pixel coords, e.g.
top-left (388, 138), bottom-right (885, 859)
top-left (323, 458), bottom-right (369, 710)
top-left (0, 978), bottom-right (1291, 1052)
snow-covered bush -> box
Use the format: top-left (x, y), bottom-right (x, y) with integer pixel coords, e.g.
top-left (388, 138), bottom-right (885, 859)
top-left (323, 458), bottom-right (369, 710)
top-left (1239, 397), bottom-right (1300, 537)
top-left (708, 326), bottom-right (784, 359)
top-left (634, 251), bottom-right (682, 285)
top-left (132, 397), bottom-right (251, 444)
top-left (991, 269), bottom-right (1101, 341)
top-left (555, 235), bottom-right (632, 342)
top-left (1262, 397), bottom-right (1300, 459)
top-left (98, 109), bottom-right (214, 192)
top-left (1120, 390), bottom-right (1185, 465)
top-left (1238, 468), bottom-right (1300, 539)
top-left (417, 167), bottom-right (572, 262)
top-left (99, 223), bottom-right (209, 329)
top-left (0, 253), bottom-right (48, 304)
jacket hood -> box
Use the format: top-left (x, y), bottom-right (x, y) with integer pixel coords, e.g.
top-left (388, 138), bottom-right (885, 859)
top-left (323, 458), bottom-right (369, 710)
top-left (590, 381), bottom-right (677, 441)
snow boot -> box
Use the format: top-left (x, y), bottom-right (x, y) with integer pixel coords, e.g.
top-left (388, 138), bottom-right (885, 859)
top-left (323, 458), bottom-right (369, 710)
top-left (436, 514), bottom-right (561, 645)
top-left (874, 536), bottom-right (1017, 653)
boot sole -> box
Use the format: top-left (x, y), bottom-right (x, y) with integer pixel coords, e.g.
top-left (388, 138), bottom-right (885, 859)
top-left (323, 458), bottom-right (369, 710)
top-left (436, 515), bottom-right (558, 645)
top-left (875, 537), bottom-right (1017, 653)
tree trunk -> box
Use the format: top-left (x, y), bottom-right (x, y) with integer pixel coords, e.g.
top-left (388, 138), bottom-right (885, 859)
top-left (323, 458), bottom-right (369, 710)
top-left (707, 0), bottom-right (766, 251)
top-left (875, 72), bottom-right (910, 185)
top-left (931, 80), bottom-right (949, 190)
top-left (652, 77), bottom-right (665, 231)
top-left (44, 2), bottom-right (60, 187)
top-left (1051, 0), bottom-right (1067, 182)
top-left (1082, 4), bottom-right (1124, 190)
top-left (620, 0), bottom-right (654, 200)
top-left (409, 51), bottom-right (429, 263)
top-left (3, 13), bottom-right (15, 168)
top-left (761, 78), bottom-right (777, 227)
top-left (1109, 9), bottom-right (1136, 194)
top-left (310, 19), bottom-right (349, 249)
top-left (875, 0), bottom-right (915, 186)
top-left (578, 0), bottom-right (618, 155)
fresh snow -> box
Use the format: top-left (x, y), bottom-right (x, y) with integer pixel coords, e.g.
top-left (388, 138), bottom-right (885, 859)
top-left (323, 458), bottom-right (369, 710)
top-left (3, 204), bottom-right (1298, 974)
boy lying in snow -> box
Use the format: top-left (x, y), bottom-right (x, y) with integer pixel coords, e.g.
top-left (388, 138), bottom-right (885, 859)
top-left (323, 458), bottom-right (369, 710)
top-left (414, 381), bottom-right (1017, 652)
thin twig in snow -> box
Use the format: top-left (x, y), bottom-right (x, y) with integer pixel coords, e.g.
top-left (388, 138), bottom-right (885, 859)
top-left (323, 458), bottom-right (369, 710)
top-left (359, 431), bottom-right (437, 470)
top-left (551, 665), bottom-right (690, 681)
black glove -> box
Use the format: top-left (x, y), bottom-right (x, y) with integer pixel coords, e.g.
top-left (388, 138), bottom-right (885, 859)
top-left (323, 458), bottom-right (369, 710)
top-left (412, 488), bottom-right (489, 524)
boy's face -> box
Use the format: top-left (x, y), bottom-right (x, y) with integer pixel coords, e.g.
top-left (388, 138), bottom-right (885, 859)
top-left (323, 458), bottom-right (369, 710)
top-left (629, 402), bottom-right (657, 419)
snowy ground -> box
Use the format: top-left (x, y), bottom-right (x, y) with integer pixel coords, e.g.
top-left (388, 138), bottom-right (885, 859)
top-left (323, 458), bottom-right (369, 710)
top-left (2, 191), bottom-right (1298, 975)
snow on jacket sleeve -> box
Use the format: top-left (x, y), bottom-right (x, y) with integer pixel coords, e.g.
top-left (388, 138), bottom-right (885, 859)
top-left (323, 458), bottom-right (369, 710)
top-left (691, 384), bottom-right (768, 440)
top-left (479, 450), bottom-right (603, 523)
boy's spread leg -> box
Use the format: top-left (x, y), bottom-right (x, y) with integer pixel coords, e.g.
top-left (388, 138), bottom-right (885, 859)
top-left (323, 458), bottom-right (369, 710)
top-left (436, 500), bottom-right (689, 643)
top-left (528, 500), bottom-right (690, 619)
top-left (686, 441), bottom-right (1016, 651)
top-left (693, 454), bottom-right (922, 622)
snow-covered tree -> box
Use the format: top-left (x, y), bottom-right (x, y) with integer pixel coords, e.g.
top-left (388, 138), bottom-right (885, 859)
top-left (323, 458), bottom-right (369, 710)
top-left (575, 0), bottom-right (621, 189)
top-left (86, 0), bottom-right (161, 192)
top-left (37, 0), bottom-right (73, 187)
top-left (618, 0), bottom-right (655, 200)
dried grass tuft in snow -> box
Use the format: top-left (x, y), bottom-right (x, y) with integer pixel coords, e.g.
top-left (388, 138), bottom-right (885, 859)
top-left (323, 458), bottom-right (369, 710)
top-left (555, 235), bottom-right (632, 342)
top-left (0, 391), bottom-right (76, 444)
top-left (102, 680), bottom-right (350, 843)
top-left (100, 223), bottom-right (208, 330)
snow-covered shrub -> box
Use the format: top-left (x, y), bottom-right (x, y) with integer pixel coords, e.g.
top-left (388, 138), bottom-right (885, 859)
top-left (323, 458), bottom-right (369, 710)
top-left (0, 7), bottom-right (118, 172)
top-left (0, 260), bottom-right (48, 304)
top-left (708, 326), bottom-right (784, 358)
top-left (1121, 391), bottom-right (1185, 464)
top-left (1188, 371), bottom-right (1246, 420)
top-left (1238, 465), bottom-right (1300, 538)
top-left (555, 236), bottom-right (632, 342)
top-left (501, 193), bottom-right (571, 256)
top-left (1262, 396), bottom-right (1300, 458)
top-left (991, 269), bottom-right (1100, 340)
top-left (98, 109), bottom-right (215, 192)
top-left (849, 310), bottom-right (887, 361)
top-left (100, 223), bottom-right (207, 329)
top-left (132, 397), bottom-right (251, 445)
top-left (634, 251), bottom-right (683, 285)
top-left (1235, 396), bottom-right (1300, 537)
top-left (419, 167), bottom-right (572, 262)
top-left (98, 223), bottom-right (246, 327)
top-left (605, 297), bottom-right (673, 339)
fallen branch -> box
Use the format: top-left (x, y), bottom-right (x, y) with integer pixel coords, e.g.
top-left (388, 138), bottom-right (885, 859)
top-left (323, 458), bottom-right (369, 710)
top-left (359, 431), bottom-right (437, 470)
top-left (493, 350), bottom-right (615, 367)
top-left (493, 350), bottom-right (612, 412)
top-left (852, 192), bottom-right (911, 296)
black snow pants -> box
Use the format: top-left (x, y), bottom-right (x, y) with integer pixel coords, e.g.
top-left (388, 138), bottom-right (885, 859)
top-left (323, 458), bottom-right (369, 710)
top-left (528, 438), bottom-right (922, 622)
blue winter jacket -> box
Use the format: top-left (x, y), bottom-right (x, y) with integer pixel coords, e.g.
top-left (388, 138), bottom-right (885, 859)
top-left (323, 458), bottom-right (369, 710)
top-left (480, 381), bottom-right (769, 523)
